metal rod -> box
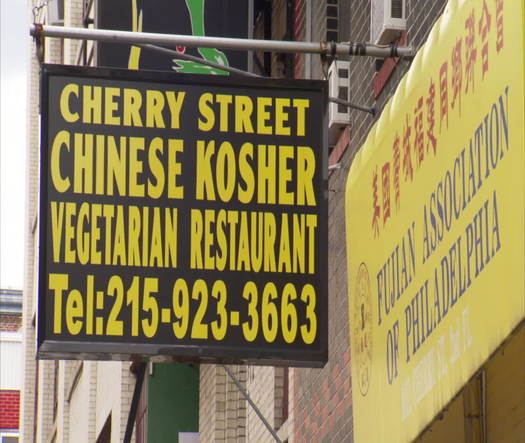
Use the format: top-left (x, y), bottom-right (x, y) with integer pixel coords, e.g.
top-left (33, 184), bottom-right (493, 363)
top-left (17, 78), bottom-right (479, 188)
top-left (30, 24), bottom-right (414, 58)
top-left (481, 369), bottom-right (487, 443)
top-left (139, 44), bottom-right (262, 78)
top-left (124, 362), bottom-right (147, 443)
top-left (222, 365), bottom-right (282, 443)
top-left (329, 96), bottom-right (376, 116)
top-left (142, 45), bottom-right (375, 117)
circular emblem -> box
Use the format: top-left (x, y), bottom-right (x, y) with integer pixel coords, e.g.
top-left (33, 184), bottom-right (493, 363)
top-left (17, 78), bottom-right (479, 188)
top-left (353, 263), bottom-right (373, 396)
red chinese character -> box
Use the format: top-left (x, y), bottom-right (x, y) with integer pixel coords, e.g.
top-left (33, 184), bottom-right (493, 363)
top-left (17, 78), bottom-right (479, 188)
top-left (382, 163), bottom-right (391, 224)
top-left (451, 38), bottom-right (463, 114)
top-left (495, 0), bottom-right (504, 52)
top-left (402, 115), bottom-right (413, 182)
top-left (426, 79), bottom-right (438, 154)
top-left (439, 62), bottom-right (448, 130)
top-left (479, 0), bottom-right (492, 77)
top-left (414, 97), bottom-right (424, 166)
top-left (392, 134), bottom-right (401, 209)
top-left (464, 10), bottom-right (477, 93)
top-left (372, 167), bottom-right (381, 237)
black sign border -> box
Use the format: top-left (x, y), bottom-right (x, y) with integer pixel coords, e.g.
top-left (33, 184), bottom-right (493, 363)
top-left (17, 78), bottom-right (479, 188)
top-left (38, 64), bottom-right (328, 368)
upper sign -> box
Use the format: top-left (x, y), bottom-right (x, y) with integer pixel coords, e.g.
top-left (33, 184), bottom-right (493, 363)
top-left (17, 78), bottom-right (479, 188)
top-left (96, 0), bottom-right (251, 73)
top-left (38, 65), bottom-right (328, 367)
top-left (345, 0), bottom-right (524, 441)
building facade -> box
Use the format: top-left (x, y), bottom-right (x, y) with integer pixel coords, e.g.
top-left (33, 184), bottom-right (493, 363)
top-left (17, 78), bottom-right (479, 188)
top-left (1, 289), bottom-right (23, 442)
top-left (22, 0), bottom-right (524, 442)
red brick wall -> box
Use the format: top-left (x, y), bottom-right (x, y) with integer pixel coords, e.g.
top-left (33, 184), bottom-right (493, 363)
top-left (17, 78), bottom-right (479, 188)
top-left (290, 0), bottom-right (448, 441)
top-left (0, 313), bottom-right (22, 332)
top-left (0, 390), bottom-right (20, 429)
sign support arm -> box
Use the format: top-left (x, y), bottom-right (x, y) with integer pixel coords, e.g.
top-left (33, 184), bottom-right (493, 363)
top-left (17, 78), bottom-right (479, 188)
top-left (30, 24), bottom-right (414, 59)
top-left (222, 365), bottom-right (283, 443)
top-left (124, 362), bottom-right (147, 443)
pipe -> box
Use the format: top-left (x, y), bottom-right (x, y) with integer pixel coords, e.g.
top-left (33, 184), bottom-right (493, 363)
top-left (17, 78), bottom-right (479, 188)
top-left (30, 24), bottom-right (414, 59)
top-left (123, 362), bottom-right (147, 443)
top-left (328, 96), bottom-right (376, 116)
top-left (222, 365), bottom-right (282, 443)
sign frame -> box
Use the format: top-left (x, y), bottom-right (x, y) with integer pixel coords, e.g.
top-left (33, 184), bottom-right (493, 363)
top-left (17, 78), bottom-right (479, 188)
top-left (37, 64), bottom-right (328, 367)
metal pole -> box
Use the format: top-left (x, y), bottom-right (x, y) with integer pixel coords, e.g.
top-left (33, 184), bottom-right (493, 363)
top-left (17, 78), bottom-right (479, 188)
top-left (328, 96), bottom-right (376, 116)
top-left (31, 24), bottom-right (414, 58)
top-left (139, 44), bottom-right (263, 78)
top-left (124, 362), bottom-right (147, 443)
top-left (222, 365), bottom-right (282, 443)
top-left (142, 45), bottom-right (378, 117)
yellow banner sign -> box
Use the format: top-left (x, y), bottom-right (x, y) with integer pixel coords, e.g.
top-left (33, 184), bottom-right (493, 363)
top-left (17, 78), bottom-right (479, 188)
top-left (345, 0), bottom-right (525, 441)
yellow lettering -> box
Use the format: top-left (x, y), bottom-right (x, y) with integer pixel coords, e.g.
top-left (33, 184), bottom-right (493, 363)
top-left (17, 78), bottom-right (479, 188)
top-left (76, 202), bottom-right (90, 264)
top-left (165, 91), bottom-right (186, 129)
top-left (123, 88), bottom-right (143, 127)
top-left (263, 212), bottom-right (276, 271)
top-left (107, 136), bottom-right (127, 196)
top-left (51, 130), bottom-right (70, 193)
top-left (148, 137), bottom-right (165, 199)
top-left (66, 289), bottom-right (83, 335)
top-left (198, 93), bottom-right (215, 131)
top-left (297, 146), bottom-right (316, 205)
top-left (275, 98), bottom-right (291, 135)
top-left (90, 203), bottom-right (102, 264)
top-left (257, 144), bottom-right (276, 204)
top-left (113, 205), bottom-right (126, 265)
top-left (195, 140), bottom-right (216, 200)
top-left (216, 141), bottom-right (235, 202)
top-left (95, 135), bottom-right (105, 195)
top-left (238, 142), bottom-right (255, 204)
top-left (129, 137), bottom-right (145, 197)
top-left (164, 208), bottom-right (178, 268)
top-left (49, 273), bottom-right (68, 333)
top-left (227, 211), bottom-right (239, 270)
top-left (146, 90), bottom-right (165, 128)
top-left (104, 87), bottom-right (121, 125)
top-left (278, 214), bottom-right (291, 272)
top-left (128, 205), bottom-right (141, 266)
top-left (83, 86), bottom-right (102, 124)
top-left (292, 214), bottom-right (305, 273)
top-left (250, 212), bottom-right (263, 272)
top-left (216, 210), bottom-right (227, 271)
top-left (149, 207), bottom-right (163, 267)
top-left (237, 211), bottom-right (250, 271)
top-left (204, 209), bottom-right (215, 269)
top-left (142, 206), bottom-right (149, 266)
top-left (60, 83), bottom-right (79, 123)
top-left (216, 94), bottom-right (232, 131)
top-left (73, 133), bottom-right (93, 193)
top-left (278, 145), bottom-right (294, 205)
top-left (103, 204), bottom-right (114, 265)
top-left (168, 139), bottom-right (184, 199)
top-left (50, 201), bottom-right (64, 262)
top-left (257, 97), bottom-right (272, 134)
top-left (235, 96), bottom-right (254, 133)
top-left (64, 202), bottom-right (76, 264)
top-left (293, 99), bottom-right (309, 136)
top-left (190, 209), bottom-right (203, 268)
top-left (306, 214), bottom-right (317, 274)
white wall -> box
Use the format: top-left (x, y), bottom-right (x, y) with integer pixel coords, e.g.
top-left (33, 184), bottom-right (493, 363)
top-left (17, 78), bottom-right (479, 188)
top-left (0, 331), bottom-right (22, 389)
